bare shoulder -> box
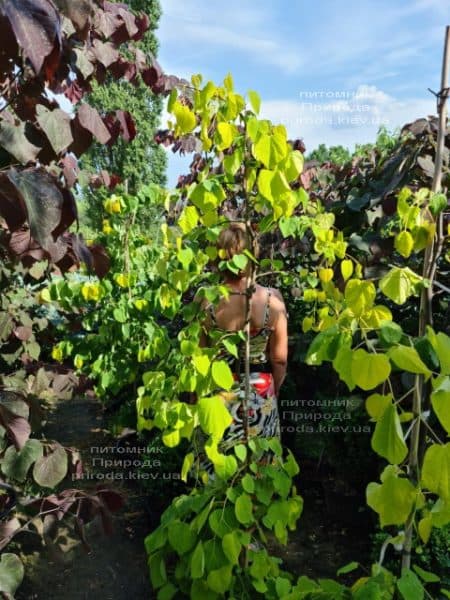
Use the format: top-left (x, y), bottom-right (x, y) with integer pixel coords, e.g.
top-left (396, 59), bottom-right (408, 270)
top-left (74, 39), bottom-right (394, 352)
top-left (262, 286), bottom-right (287, 322)
top-left (269, 287), bottom-right (284, 302)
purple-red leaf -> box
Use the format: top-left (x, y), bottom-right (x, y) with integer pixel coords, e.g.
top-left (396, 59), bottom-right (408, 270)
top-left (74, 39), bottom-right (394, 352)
top-left (36, 105), bottom-right (73, 155)
top-left (93, 9), bottom-right (121, 39)
top-left (76, 104), bottom-right (111, 144)
top-left (0, 172), bottom-right (27, 231)
top-left (8, 228), bottom-right (46, 262)
top-left (0, 119), bottom-right (42, 164)
top-left (62, 80), bottom-right (85, 104)
top-left (13, 326), bottom-right (32, 341)
top-left (73, 47), bottom-right (95, 79)
top-left (0, 403), bottom-right (31, 450)
top-left (60, 154), bottom-right (79, 188)
top-left (103, 1), bottom-right (138, 37)
top-left (115, 111), bottom-right (136, 143)
top-left (87, 243), bottom-right (110, 278)
top-left (7, 168), bottom-right (69, 251)
top-left (32, 445), bottom-right (68, 488)
top-left (52, 0), bottom-right (94, 33)
top-left (1, 0), bottom-right (61, 76)
top-left (132, 13), bottom-right (150, 42)
top-left (0, 518), bottom-right (21, 551)
top-left (69, 117), bottom-right (93, 156)
top-left (91, 39), bottom-right (119, 68)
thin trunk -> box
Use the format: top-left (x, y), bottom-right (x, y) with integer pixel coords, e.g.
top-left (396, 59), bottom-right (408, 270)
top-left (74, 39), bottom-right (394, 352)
top-left (243, 220), bottom-right (257, 443)
top-left (402, 25), bottom-right (449, 571)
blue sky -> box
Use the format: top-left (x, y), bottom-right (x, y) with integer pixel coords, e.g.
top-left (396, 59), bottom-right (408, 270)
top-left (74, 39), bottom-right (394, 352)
top-left (157, 0), bottom-right (449, 187)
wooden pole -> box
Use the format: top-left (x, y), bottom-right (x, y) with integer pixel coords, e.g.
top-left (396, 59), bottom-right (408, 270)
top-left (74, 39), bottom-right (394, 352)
top-left (401, 25), bottom-right (449, 572)
top-left (432, 26), bottom-right (450, 194)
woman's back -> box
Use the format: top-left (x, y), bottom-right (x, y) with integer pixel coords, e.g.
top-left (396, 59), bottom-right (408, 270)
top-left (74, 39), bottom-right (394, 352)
top-left (208, 284), bottom-right (274, 334)
top-left (207, 284), bottom-right (273, 366)
top-left (191, 224), bottom-right (288, 478)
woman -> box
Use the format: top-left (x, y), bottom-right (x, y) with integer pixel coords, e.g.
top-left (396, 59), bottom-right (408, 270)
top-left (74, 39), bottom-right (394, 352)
top-left (195, 223), bottom-right (288, 474)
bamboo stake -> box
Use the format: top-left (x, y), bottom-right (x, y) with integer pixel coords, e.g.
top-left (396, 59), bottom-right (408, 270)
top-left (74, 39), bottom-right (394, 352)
top-left (401, 25), bottom-right (449, 572)
top-left (242, 221), bottom-right (257, 444)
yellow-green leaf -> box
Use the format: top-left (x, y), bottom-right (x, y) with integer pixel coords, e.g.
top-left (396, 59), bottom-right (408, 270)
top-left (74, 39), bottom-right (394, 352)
top-left (366, 472), bottom-right (417, 527)
top-left (252, 129), bottom-right (288, 169)
top-left (283, 150), bottom-right (304, 181)
top-left (418, 516), bottom-right (432, 543)
top-left (421, 443), bottom-right (450, 500)
top-left (214, 454), bottom-right (238, 479)
top-left (178, 206), bottom-right (199, 234)
top-left (172, 101), bottom-right (197, 134)
top-left (395, 231), bottom-right (414, 258)
top-left (207, 564), bottom-right (232, 594)
top-left (361, 305), bottom-right (393, 329)
top-left (162, 429), bottom-right (180, 447)
top-left (332, 345), bottom-right (355, 391)
top-left (222, 531), bottom-right (241, 564)
top-left (181, 452), bottom-right (194, 482)
top-left (257, 169), bottom-right (274, 202)
top-left (167, 519), bottom-right (196, 555)
top-left (345, 279), bottom-right (376, 316)
top-left (341, 259), bottom-right (353, 281)
top-left (319, 268), bottom-right (333, 283)
top-left (389, 346), bottom-right (432, 378)
top-left (351, 349), bottom-right (391, 391)
top-left (211, 360), bottom-right (234, 391)
top-left (248, 90), bottom-right (261, 114)
top-left (431, 377), bottom-right (450, 434)
top-left (190, 541), bottom-right (205, 579)
top-left (379, 267), bottom-right (423, 305)
top-left (371, 403), bottom-right (408, 464)
top-left (223, 72), bottom-right (234, 91)
top-left (366, 394), bottom-right (393, 420)
top-left (235, 493), bottom-right (254, 525)
top-left (215, 122), bottom-right (235, 151)
top-left (436, 333), bottom-right (450, 375)
top-left (193, 355), bottom-right (210, 377)
top-left (197, 395), bottom-right (232, 440)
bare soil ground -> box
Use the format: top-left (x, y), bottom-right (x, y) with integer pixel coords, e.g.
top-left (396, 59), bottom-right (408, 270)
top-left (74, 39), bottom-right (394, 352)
top-left (14, 395), bottom-right (372, 599)
top-left (16, 394), bottom-right (152, 600)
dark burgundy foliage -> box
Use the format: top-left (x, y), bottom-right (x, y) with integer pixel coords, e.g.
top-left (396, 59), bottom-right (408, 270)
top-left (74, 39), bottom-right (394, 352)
top-left (0, 401), bottom-right (31, 449)
top-left (89, 169), bottom-right (121, 190)
top-left (20, 486), bottom-right (125, 552)
top-left (295, 116), bottom-right (450, 272)
top-left (0, 0), bottom-right (184, 271)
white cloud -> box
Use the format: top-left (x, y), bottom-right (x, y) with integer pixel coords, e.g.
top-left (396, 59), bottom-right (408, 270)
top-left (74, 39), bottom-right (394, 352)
top-left (259, 84), bottom-right (436, 152)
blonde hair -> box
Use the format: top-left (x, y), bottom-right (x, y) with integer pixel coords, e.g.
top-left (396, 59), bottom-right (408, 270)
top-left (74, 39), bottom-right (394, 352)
top-left (217, 223), bottom-right (256, 280)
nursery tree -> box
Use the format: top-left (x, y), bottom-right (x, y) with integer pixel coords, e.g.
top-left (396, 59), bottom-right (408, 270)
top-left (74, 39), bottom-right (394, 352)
top-left (42, 68), bottom-right (450, 597)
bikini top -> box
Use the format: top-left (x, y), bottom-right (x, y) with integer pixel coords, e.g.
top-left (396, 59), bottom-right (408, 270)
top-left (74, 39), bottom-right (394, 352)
top-left (206, 288), bottom-right (273, 367)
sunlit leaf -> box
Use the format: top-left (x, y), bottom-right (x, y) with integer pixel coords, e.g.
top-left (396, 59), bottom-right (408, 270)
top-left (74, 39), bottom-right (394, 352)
top-left (366, 471), bottom-right (417, 527)
top-left (371, 403), bottom-right (408, 464)
top-left (421, 443), bottom-right (450, 500)
top-left (197, 395), bottom-right (232, 439)
top-left (389, 346), bottom-right (432, 378)
top-left (351, 349), bottom-right (391, 391)
top-left (431, 377), bottom-right (450, 434)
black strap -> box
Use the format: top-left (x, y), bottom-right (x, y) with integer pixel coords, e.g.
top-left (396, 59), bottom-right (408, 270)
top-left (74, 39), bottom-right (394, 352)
top-left (208, 303), bottom-right (216, 324)
top-left (263, 289), bottom-right (272, 328)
